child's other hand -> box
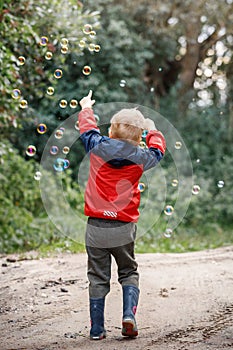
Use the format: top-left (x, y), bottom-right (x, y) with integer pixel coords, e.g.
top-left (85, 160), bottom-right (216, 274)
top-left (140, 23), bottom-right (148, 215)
top-left (79, 90), bottom-right (96, 109)
top-left (144, 118), bottom-right (157, 131)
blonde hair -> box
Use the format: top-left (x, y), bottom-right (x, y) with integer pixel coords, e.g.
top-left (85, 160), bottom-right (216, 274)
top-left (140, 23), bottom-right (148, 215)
top-left (110, 108), bottom-right (145, 144)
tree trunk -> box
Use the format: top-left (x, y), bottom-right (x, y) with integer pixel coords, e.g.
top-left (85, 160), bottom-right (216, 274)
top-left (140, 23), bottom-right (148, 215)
top-left (178, 15), bottom-right (201, 112)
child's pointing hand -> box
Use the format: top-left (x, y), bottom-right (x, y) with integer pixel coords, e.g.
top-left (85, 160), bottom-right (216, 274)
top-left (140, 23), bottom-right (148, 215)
top-left (79, 90), bottom-right (96, 110)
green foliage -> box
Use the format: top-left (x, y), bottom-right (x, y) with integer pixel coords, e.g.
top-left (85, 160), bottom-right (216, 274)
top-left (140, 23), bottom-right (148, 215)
top-left (181, 105), bottom-right (233, 226)
top-left (136, 164), bottom-right (233, 253)
top-left (135, 222), bottom-right (233, 253)
top-left (7, 0), bottom-right (155, 177)
top-left (136, 154), bottom-right (233, 253)
top-left (0, 139), bottom-right (49, 252)
top-left (0, 0), bottom-right (100, 131)
top-left (52, 0), bottom-right (154, 105)
top-left (0, 140), bottom-right (84, 253)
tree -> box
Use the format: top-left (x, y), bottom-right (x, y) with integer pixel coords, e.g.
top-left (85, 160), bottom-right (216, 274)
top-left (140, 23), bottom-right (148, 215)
top-left (117, 0), bottom-right (233, 112)
top-left (6, 0), bottom-right (154, 175)
top-left (0, 0), bottom-right (100, 132)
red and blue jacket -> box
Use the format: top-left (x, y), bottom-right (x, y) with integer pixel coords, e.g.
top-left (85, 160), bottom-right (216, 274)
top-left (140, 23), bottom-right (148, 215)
top-left (78, 108), bottom-right (166, 222)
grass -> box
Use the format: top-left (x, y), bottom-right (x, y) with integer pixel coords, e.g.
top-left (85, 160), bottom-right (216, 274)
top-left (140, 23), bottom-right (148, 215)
top-left (35, 223), bottom-right (233, 257)
top-left (38, 238), bottom-right (86, 257)
top-left (1, 219), bottom-right (232, 257)
top-left (135, 224), bottom-right (233, 253)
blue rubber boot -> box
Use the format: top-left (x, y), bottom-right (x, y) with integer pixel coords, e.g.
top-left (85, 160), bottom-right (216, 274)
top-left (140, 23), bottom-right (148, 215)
top-left (122, 285), bottom-right (140, 337)
top-left (90, 298), bottom-right (106, 340)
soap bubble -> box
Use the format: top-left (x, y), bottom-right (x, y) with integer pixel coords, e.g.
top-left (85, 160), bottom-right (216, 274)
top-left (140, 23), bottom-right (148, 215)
top-left (40, 101), bottom-right (194, 248)
top-left (50, 145), bottom-right (59, 155)
top-left (59, 99), bottom-right (67, 108)
top-left (192, 185), bottom-right (200, 195)
top-left (79, 39), bottom-right (86, 48)
top-left (120, 79), bottom-right (126, 87)
top-left (54, 69), bottom-right (63, 79)
top-left (139, 141), bottom-right (147, 149)
top-left (90, 30), bottom-right (96, 38)
top-left (94, 45), bottom-right (101, 52)
top-left (26, 145), bottom-right (36, 157)
top-left (45, 51), bottom-right (53, 60)
top-left (164, 205), bottom-right (174, 216)
top-left (62, 146), bottom-right (70, 155)
top-left (82, 65), bottom-right (92, 75)
top-left (40, 36), bottom-right (48, 46)
top-left (11, 89), bottom-right (21, 99)
top-left (163, 228), bottom-right (173, 238)
top-left (172, 179), bottom-right (179, 187)
top-left (63, 159), bottom-right (70, 169)
top-left (55, 129), bottom-right (64, 139)
top-left (34, 171), bottom-right (42, 181)
top-left (37, 123), bottom-right (47, 134)
top-left (94, 114), bottom-right (100, 123)
top-left (19, 100), bottom-right (28, 109)
top-left (61, 46), bottom-right (68, 54)
top-left (175, 141), bottom-right (182, 149)
top-left (47, 86), bottom-right (55, 95)
top-left (17, 56), bottom-right (26, 65)
top-left (53, 158), bottom-right (65, 172)
top-left (60, 38), bottom-right (69, 46)
top-left (70, 99), bottom-right (78, 108)
top-left (83, 24), bottom-right (92, 34)
top-left (75, 121), bottom-right (79, 130)
top-left (88, 43), bottom-right (95, 52)
top-left (217, 180), bottom-right (224, 188)
top-left (138, 182), bottom-right (146, 192)
top-left (142, 130), bottom-right (148, 138)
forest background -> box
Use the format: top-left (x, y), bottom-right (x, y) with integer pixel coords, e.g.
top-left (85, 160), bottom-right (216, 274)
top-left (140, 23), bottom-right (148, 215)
top-left (0, 0), bottom-right (233, 254)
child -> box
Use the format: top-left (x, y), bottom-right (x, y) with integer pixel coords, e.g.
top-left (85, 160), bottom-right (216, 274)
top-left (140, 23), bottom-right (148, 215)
top-left (78, 90), bottom-right (166, 340)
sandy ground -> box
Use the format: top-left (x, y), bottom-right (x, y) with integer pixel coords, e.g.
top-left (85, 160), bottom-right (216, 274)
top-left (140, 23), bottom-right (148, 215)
top-left (0, 246), bottom-right (233, 350)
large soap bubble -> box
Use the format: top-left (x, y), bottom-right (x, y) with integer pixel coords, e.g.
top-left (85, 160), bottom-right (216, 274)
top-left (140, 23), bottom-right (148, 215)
top-left (40, 102), bottom-right (193, 248)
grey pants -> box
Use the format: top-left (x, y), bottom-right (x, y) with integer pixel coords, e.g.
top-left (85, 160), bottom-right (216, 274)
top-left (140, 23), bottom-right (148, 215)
top-left (86, 217), bottom-right (139, 298)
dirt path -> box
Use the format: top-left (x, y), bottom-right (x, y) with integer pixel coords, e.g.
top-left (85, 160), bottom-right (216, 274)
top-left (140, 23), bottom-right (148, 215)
top-left (0, 246), bottom-right (233, 350)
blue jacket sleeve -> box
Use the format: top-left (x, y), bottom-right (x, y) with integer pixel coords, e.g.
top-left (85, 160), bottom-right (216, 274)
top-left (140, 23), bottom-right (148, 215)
top-left (142, 147), bottom-right (164, 171)
top-left (80, 130), bottom-right (109, 153)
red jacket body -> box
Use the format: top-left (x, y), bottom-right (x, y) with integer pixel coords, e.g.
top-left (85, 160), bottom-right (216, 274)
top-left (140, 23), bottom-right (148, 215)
top-left (78, 108), bottom-right (166, 222)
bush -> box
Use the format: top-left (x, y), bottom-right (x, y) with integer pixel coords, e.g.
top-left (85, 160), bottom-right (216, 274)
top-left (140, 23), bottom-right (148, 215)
top-left (0, 139), bottom-right (84, 253)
